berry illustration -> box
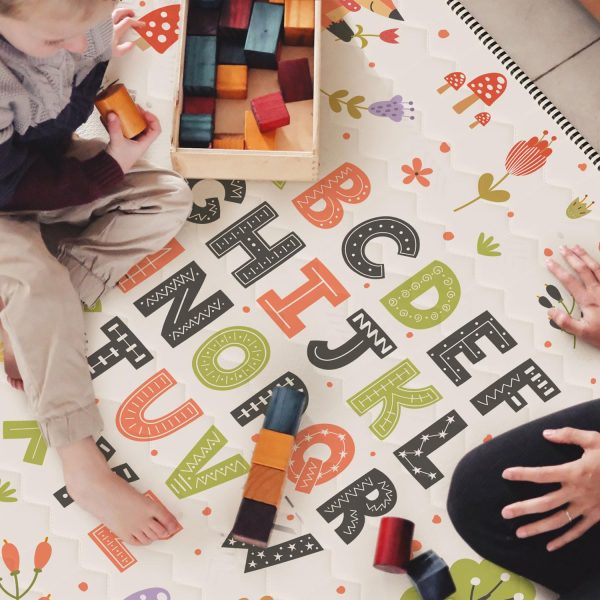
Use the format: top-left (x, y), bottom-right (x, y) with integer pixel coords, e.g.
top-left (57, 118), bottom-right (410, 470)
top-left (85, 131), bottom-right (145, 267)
top-left (368, 96), bottom-right (414, 122)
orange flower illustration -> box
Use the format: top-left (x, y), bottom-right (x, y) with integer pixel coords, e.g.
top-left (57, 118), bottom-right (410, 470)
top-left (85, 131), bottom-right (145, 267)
top-left (402, 158), bottom-right (433, 187)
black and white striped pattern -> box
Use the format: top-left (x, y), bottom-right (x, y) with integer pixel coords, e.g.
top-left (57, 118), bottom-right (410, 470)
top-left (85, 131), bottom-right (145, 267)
top-left (447, 0), bottom-right (600, 168)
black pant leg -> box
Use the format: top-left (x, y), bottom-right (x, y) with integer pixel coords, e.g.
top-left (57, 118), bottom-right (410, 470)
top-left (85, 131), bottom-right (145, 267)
top-left (447, 399), bottom-right (600, 595)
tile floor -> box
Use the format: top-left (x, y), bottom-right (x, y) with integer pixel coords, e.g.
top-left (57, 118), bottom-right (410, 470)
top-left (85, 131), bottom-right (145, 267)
top-left (460, 0), bottom-right (600, 150)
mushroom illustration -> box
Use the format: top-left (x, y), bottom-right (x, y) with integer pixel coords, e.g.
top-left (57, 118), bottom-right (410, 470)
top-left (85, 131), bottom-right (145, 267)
top-left (469, 112), bottom-right (490, 129)
top-left (453, 72), bottom-right (507, 114)
top-left (437, 71), bottom-right (466, 94)
top-left (136, 4), bottom-right (180, 54)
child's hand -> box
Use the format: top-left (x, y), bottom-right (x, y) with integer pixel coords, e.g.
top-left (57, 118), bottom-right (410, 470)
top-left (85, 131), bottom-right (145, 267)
top-left (546, 245), bottom-right (600, 348)
top-left (105, 107), bottom-right (161, 173)
top-left (112, 7), bottom-right (145, 58)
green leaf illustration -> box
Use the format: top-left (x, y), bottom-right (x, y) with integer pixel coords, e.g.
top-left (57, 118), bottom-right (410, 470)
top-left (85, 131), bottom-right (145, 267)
top-left (272, 181), bottom-right (286, 189)
top-left (0, 480), bottom-right (17, 502)
top-left (346, 96), bottom-right (366, 119)
top-left (326, 89), bottom-right (349, 113)
top-left (477, 233), bottom-right (501, 257)
top-left (478, 172), bottom-right (494, 196)
top-left (482, 188), bottom-right (511, 203)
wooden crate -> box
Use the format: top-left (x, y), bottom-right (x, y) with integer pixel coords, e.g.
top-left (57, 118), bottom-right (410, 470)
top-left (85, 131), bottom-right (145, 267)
top-left (171, 0), bottom-right (321, 182)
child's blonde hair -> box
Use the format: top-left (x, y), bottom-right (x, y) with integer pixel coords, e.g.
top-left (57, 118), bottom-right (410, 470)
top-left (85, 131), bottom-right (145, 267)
top-left (0, 0), bottom-right (112, 19)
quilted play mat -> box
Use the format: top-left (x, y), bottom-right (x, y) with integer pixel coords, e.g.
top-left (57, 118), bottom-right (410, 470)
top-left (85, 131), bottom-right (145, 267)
top-left (1, 1), bottom-right (600, 599)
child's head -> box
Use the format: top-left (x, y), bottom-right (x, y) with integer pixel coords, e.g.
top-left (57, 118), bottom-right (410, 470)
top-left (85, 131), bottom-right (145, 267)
top-left (0, 0), bottom-right (113, 58)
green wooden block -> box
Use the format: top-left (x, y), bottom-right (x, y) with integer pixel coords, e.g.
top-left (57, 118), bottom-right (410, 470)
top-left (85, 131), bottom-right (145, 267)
top-left (179, 114), bottom-right (214, 148)
top-left (184, 35), bottom-right (217, 96)
top-left (244, 2), bottom-right (283, 69)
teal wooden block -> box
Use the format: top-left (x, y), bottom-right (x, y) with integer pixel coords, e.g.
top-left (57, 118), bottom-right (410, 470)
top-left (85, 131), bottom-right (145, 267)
top-left (244, 2), bottom-right (283, 69)
top-left (184, 35), bottom-right (217, 96)
top-left (263, 387), bottom-right (307, 435)
top-left (179, 114), bottom-right (214, 148)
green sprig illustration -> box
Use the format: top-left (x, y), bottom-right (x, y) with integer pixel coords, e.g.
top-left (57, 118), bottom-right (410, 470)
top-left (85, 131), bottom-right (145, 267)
top-left (0, 481), bottom-right (16, 503)
top-left (320, 89), bottom-right (367, 119)
top-left (477, 233), bottom-right (501, 257)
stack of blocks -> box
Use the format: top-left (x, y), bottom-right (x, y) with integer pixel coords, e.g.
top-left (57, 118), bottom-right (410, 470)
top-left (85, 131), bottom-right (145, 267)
top-left (180, 0), bottom-right (314, 150)
top-left (232, 387), bottom-right (307, 547)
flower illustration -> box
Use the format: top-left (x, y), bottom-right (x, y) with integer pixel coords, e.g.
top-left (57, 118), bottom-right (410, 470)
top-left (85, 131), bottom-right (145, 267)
top-left (0, 537), bottom-right (52, 599)
top-left (538, 284), bottom-right (578, 349)
top-left (454, 131), bottom-right (555, 212)
top-left (2, 540), bottom-right (19, 575)
top-left (368, 95), bottom-right (414, 122)
top-left (321, 89), bottom-right (414, 121)
top-left (402, 158), bottom-right (432, 187)
top-left (327, 20), bottom-right (400, 47)
top-left (566, 194), bottom-right (594, 219)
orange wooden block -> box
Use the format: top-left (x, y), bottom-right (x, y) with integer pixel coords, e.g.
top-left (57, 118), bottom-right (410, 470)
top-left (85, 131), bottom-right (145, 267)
top-left (212, 134), bottom-right (245, 149)
top-left (284, 0), bottom-right (314, 46)
top-left (270, 0), bottom-right (284, 4)
top-left (95, 83), bottom-right (147, 139)
top-left (252, 428), bottom-right (294, 470)
top-left (216, 65), bottom-right (248, 99)
top-left (244, 111), bottom-right (277, 150)
top-left (243, 464), bottom-right (286, 506)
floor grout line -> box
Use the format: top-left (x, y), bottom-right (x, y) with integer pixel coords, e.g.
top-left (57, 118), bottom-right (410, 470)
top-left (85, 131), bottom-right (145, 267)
top-left (533, 35), bottom-right (600, 81)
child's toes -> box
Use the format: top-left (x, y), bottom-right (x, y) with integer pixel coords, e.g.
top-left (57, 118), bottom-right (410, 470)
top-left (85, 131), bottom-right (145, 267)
top-left (149, 518), bottom-right (170, 539)
top-left (143, 526), bottom-right (160, 542)
top-left (153, 506), bottom-right (179, 534)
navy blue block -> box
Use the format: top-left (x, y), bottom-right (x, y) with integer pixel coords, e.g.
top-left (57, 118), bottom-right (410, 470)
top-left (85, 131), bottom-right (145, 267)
top-left (406, 550), bottom-right (456, 600)
top-left (232, 498), bottom-right (276, 548)
top-left (179, 114), bottom-right (214, 148)
top-left (183, 35), bottom-right (217, 96)
top-left (263, 386), bottom-right (307, 435)
top-left (190, 0), bottom-right (222, 8)
top-left (218, 37), bottom-right (247, 65)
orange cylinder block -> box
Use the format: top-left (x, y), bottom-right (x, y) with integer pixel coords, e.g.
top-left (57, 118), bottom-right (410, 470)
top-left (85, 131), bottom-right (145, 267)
top-left (95, 83), bottom-right (147, 139)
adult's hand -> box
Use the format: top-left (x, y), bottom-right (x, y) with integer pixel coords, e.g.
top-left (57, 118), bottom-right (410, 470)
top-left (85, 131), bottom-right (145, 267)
top-left (501, 427), bottom-right (600, 551)
top-left (546, 245), bottom-right (600, 348)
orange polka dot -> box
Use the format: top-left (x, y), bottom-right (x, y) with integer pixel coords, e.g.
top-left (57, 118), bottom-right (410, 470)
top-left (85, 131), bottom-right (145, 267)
top-left (406, 331), bottom-right (414, 339)
top-left (286, 514), bottom-right (295, 521)
top-left (439, 142), bottom-right (450, 153)
top-left (95, 399), bottom-right (100, 404)
top-left (78, 582), bottom-right (89, 592)
top-left (260, 597), bottom-right (274, 600)
top-left (591, 378), bottom-right (597, 384)
top-left (432, 514), bottom-right (442, 524)
top-left (194, 548), bottom-right (202, 555)
top-left (507, 211), bottom-right (514, 218)
top-left (342, 133), bottom-right (350, 140)
top-left (251, 433), bottom-right (260, 443)
top-left (370, 451), bottom-right (376, 456)
top-left (483, 434), bottom-right (493, 443)
top-left (411, 539), bottom-right (422, 552)
top-left (438, 29), bottom-right (449, 38)
top-left (242, 306), bottom-right (250, 313)
top-left (139, 1), bottom-right (146, 5)
top-left (150, 449), bottom-right (158, 456)
top-left (326, 381), bottom-right (333, 388)
top-left (336, 586), bottom-right (346, 595)
top-left (202, 507), bottom-right (212, 516)
top-left (363, 282), bottom-right (370, 288)
top-left (368, 62), bottom-right (376, 68)
top-left (544, 248), bottom-right (553, 257)
top-left (544, 340), bottom-right (552, 348)
top-left (443, 231), bottom-right (454, 241)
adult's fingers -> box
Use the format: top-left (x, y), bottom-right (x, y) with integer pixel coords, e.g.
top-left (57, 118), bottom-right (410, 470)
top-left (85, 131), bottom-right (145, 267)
top-left (547, 514), bottom-right (596, 551)
top-left (515, 508), bottom-right (577, 539)
top-left (547, 307), bottom-right (586, 337)
top-left (544, 427), bottom-right (600, 450)
top-left (503, 462), bottom-right (574, 484)
top-left (501, 488), bottom-right (568, 520)
top-left (559, 245), bottom-right (598, 289)
top-left (572, 245), bottom-right (600, 286)
top-left (546, 258), bottom-right (586, 303)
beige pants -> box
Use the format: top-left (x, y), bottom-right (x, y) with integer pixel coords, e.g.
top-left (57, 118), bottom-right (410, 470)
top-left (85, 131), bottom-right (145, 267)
top-left (0, 138), bottom-right (193, 448)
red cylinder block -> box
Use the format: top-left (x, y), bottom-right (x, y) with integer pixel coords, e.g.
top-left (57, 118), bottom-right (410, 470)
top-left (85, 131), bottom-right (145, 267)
top-left (373, 517), bottom-right (415, 574)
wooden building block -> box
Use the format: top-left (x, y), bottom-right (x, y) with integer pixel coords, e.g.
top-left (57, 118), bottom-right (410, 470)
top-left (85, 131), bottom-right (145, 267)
top-left (212, 134), bottom-right (244, 149)
top-left (183, 95), bottom-right (215, 114)
top-left (218, 37), bottom-right (247, 65)
top-left (244, 111), bottom-right (277, 150)
top-left (179, 113), bottom-right (214, 147)
top-left (278, 58), bottom-right (313, 102)
top-left (219, 0), bottom-right (253, 39)
top-left (263, 386), bottom-right (306, 435)
top-left (232, 498), bottom-right (276, 547)
top-left (216, 64), bottom-right (248, 99)
top-left (284, 0), bottom-right (314, 46)
top-left (270, 0), bottom-right (284, 4)
top-left (183, 35), bottom-right (217, 96)
top-left (95, 83), bottom-right (147, 139)
top-left (244, 2), bottom-right (284, 69)
top-left (187, 6), bottom-right (220, 36)
top-left (243, 464), bottom-right (286, 506)
top-left (252, 428), bottom-right (294, 470)
top-left (191, 0), bottom-right (222, 7)
top-left (406, 550), bottom-right (456, 600)
top-left (251, 91), bottom-right (290, 132)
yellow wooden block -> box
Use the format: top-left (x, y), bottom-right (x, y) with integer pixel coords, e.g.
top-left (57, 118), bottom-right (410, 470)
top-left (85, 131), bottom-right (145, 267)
top-left (244, 111), bottom-right (277, 150)
top-left (252, 428), bottom-right (294, 470)
top-left (284, 0), bottom-right (314, 46)
top-left (212, 134), bottom-right (245, 149)
top-left (269, 0), bottom-right (284, 4)
top-left (216, 65), bottom-right (248, 99)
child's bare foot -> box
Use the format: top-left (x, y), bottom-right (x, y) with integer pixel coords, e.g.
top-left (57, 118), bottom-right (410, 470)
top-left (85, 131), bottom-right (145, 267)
top-left (0, 302), bottom-right (24, 390)
top-left (57, 436), bottom-right (180, 545)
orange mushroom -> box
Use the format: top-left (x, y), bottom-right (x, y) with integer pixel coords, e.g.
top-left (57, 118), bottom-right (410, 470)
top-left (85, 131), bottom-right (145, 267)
top-left (453, 72), bottom-right (507, 113)
top-left (437, 71), bottom-right (465, 94)
top-left (136, 4), bottom-right (180, 54)
top-left (469, 112), bottom-right (490, 128)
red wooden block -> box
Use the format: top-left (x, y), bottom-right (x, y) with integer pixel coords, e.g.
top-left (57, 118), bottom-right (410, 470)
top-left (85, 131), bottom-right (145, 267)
top-left (278, 57), bottom-right (313, 102)
top-left (219, 0), bottom-right (253, 37)
top-left (373, 517), bottom-right (414, 574)
top-left (250, 91), bottom-right (290, 132)
top-left (183, 96), bottom-right (216, 115)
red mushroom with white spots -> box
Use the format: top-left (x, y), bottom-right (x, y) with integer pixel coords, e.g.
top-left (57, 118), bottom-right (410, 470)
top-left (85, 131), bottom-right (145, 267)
top-left (453, 72), bottom-right (507, 114)
top-left (469, 112), bottom-right (490, 129)
top-left (136, 4), bottom-right (181, 54)
top-left (437, 71), bottom-right (466, 94)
